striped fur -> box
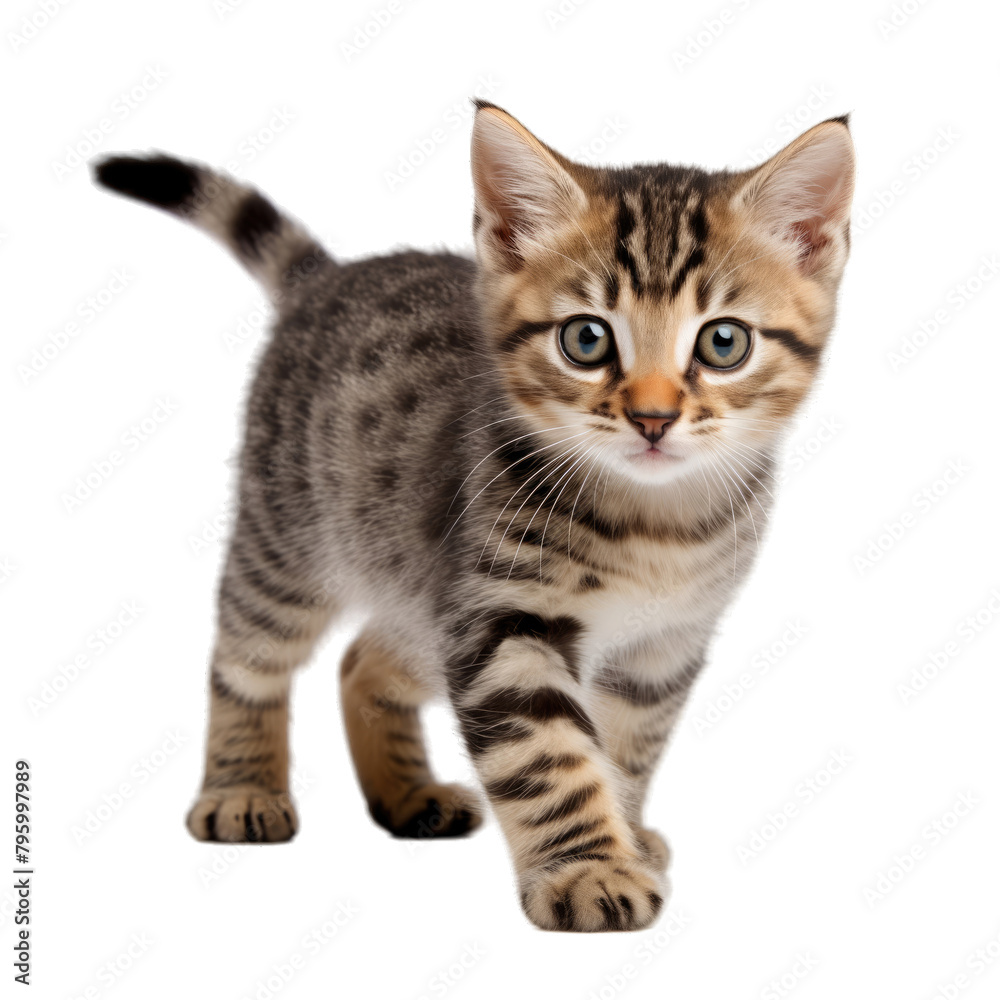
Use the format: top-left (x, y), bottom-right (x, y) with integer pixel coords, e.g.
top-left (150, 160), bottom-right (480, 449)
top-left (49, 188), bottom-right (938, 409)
top-left (94, 104), bottom-right (854, 931)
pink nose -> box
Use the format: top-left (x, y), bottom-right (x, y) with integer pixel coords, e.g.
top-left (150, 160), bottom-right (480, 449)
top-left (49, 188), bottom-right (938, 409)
top-left (626, 409), bottom-right (679, 444)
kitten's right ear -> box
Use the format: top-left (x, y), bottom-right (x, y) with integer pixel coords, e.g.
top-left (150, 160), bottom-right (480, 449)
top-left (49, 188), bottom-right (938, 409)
top-left (471, 102), bottom-right (587, 272)
top-left (737, 115), bottom-right (856, 280)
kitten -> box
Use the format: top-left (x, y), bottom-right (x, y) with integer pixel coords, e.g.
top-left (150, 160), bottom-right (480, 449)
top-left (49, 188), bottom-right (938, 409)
top-left (94, 102), bottom-right (854, 932)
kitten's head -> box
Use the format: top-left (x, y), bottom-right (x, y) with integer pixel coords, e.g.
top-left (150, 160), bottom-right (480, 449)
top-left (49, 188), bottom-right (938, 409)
top-left (470, 103), bottom-right (855, 489)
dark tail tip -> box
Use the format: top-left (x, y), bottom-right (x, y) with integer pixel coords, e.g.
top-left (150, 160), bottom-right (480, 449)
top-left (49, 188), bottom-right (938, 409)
top-left (92, 154), bottom-right (199, 210)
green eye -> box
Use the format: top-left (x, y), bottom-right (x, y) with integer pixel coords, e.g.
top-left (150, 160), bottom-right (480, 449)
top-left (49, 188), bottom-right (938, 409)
top-left (694, 319), bottom-right (751, 369)
top-left (559, 316), bottom-right (615, 367)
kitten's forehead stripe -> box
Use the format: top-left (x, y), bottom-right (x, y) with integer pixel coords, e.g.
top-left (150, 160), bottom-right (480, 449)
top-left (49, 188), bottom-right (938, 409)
top-left (614, 195), bottom-right (642, 297)
top-left (604, 271), bottom-right (619, 310)
top-left (601, 181), bottom-right (715, 307)
top-left (695, 274), bottom-right (713, 314)
top-left (666, 201), bottom-right (708, 302)
top-left (638, 186), bottom-right (655, 273)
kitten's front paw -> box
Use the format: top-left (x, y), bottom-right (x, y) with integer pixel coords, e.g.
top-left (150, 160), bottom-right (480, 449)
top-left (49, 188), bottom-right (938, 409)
top-left (186, 786), bottom-right (298, 842)
top-left (521, 858), bottom-right (668, 932)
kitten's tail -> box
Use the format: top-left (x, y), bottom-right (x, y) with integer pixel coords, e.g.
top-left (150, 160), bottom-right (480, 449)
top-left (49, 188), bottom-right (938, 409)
top-left (92, 153), bottom-right (331, 298)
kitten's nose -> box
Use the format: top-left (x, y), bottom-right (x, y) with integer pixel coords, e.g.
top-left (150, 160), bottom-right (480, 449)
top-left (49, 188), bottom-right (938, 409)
top-left (626, 409), bottom-right (680, 444)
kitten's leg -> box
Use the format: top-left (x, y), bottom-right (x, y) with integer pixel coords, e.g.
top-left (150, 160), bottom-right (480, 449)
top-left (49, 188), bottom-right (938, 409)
top-left (452, 617), bottom-right (667, 932)
top-left (340, 630), bottom-right (482, 838)
top-left (590, 652), bottom-right (703, 874)
top-left (186, 523), bottom-right (335, 843)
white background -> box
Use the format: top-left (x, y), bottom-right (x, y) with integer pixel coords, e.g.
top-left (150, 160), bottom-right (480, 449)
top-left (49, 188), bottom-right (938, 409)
top-left (3, 0), bottom-right (999, 996)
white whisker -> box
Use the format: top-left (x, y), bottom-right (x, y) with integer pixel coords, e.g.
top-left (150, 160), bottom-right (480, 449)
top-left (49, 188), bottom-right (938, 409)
top-left (566, 217), bottom-right (615, 285)
top-left (533, 444), bottom-right (604, 581)
top-left (440, 425), bottom-right (587, 534)
top-left (478, 435), bottom-right (591, 568)
top-left (516, 233), bottom-right (605, 287)
top-left (442, 394), bottom-right (509, 428)
top-left (487, 441), bottom-right (591, 577)
top-left (566, 447), bottom-right (605, 564)
top-left (715, 455), bottom-right (761, 551)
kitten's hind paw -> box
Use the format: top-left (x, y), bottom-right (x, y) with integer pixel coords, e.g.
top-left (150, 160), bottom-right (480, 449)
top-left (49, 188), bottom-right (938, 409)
top-left (368, 782), bottom-right (482, 839)
top-left (186, 787), bottom-right (298, 843)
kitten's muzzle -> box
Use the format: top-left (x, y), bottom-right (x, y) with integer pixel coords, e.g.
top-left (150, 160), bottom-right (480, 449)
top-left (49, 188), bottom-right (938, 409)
top-left (625, 409), bottom-right (680, 445)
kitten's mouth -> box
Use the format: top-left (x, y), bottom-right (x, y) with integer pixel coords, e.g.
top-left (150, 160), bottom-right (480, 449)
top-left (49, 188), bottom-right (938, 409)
top-left (628, 444), bottom-right (683, 465)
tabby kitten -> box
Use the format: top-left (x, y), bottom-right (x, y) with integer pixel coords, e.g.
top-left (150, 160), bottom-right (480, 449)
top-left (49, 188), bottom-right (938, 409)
top-left (94, 102), bottom-right (854, 932)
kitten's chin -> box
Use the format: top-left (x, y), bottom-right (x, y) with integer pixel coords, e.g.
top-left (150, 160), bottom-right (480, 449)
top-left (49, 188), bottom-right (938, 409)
top-left (615, 447), bottom-right (691, 485)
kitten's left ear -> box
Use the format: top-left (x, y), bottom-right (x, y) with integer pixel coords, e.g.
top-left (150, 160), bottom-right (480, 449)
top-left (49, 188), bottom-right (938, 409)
top-left (738, 116), bottom-right (856, 279)
top-left (470, 102), bottom-right (587, 272)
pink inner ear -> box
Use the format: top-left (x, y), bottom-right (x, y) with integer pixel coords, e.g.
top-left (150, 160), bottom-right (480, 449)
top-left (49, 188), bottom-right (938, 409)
top-left (750, 121), bottom-right (855, 277)
top-left (789, 218), bottom-right (831, 272)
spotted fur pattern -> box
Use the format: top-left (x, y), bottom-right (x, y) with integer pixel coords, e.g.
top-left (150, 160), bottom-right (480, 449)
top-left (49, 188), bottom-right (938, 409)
top-left (94, 102), bottom-right (854, 931)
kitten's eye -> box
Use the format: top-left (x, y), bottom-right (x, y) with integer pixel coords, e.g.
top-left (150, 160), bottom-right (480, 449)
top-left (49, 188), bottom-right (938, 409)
top-left (559, 316), bottom-right (615, 367)
top-left (694, 319), bottom-right (751, 369)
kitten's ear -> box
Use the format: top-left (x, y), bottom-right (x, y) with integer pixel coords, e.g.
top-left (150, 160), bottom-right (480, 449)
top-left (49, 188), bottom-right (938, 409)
top-left (738, 116), bottom-right (856, 279)
top-left (471, 102), bottom-right (587, 271)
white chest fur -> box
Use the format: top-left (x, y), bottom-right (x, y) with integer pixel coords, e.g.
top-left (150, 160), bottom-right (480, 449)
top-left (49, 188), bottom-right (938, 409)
top-left (568, 535), bottom-right (742, 682)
